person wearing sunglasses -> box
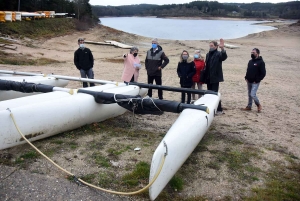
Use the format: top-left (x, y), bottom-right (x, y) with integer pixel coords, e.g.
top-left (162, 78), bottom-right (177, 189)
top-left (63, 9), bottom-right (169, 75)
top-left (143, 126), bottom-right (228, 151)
top-left (74, 38), bottom-right (95, 88)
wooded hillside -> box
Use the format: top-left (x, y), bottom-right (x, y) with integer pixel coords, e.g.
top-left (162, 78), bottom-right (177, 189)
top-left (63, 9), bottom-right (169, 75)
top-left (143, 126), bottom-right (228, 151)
top-left (92, 1), bottom-right (300, 19)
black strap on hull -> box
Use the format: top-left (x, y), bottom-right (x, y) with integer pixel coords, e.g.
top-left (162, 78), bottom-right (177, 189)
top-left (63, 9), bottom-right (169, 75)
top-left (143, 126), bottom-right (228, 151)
top-left (78, 89), bottom-right (209, 115)
top-left (0, 79), bottom-right (54, 93)
top-left (127, 82), bottom-right (218, 95)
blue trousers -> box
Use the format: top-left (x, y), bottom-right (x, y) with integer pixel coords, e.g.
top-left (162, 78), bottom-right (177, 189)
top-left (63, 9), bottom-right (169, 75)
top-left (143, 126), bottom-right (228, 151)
top-left (247, 82), bottom-right (260, 107)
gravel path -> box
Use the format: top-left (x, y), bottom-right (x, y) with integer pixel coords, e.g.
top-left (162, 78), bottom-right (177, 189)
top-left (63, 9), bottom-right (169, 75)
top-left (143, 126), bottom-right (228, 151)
top-left (0, 165), bottom-right (130, 201)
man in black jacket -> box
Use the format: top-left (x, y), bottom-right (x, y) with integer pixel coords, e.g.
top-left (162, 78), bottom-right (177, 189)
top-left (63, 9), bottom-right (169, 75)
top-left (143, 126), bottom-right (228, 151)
top-left (145, 38), bottom-right (169, 100)
top-left (205, 39), bottom-right (227, 114)
top-left (74, 38), bottom-right (95, 88)
top-left (242, 48), bottom-right (266, 112)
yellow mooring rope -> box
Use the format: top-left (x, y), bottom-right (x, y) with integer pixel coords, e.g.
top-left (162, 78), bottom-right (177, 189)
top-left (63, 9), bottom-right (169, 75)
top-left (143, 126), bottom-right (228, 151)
top-left (9, 109), bottom-right (167, 195)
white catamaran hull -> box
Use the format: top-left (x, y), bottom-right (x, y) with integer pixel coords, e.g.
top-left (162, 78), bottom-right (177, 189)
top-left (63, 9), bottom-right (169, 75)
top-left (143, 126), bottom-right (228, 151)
top-left (149, 93), bottom-right (220, 200)
top-left (0, 84), bottom-right (146, 150)
top-left (0, 76), bottom-right (69, 101)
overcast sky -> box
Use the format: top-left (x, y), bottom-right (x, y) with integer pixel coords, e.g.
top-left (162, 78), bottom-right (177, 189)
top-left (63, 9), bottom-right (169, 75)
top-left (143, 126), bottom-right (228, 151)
top-left (89, 0), bottom-right (294, 6)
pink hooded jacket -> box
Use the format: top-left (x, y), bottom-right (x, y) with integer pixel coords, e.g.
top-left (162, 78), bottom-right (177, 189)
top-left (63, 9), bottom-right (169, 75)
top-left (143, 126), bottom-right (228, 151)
top-left (121, 53), bottom-right (141, 82)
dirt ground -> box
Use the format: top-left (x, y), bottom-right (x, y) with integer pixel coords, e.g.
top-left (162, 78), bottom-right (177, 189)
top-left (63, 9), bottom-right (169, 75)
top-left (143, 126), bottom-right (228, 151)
top-left (0, 20), bottom-right (300, 201)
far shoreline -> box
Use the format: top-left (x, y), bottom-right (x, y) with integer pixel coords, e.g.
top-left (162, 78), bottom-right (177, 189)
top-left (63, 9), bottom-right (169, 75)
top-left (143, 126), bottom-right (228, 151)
top-left (99, 15), bottom-right (294, 22)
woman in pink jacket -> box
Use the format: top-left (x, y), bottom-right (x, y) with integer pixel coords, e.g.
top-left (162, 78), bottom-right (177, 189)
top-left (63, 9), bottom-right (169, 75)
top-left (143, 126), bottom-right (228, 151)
top-left (121, 47), bottom-right (141, 83)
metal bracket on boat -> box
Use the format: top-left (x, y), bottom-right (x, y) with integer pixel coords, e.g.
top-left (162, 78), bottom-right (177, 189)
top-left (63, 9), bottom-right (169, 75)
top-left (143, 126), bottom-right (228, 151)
top-left (163, 141), bottom-right (168, 156)
top-left (205, 116), bottom-right (208, 126)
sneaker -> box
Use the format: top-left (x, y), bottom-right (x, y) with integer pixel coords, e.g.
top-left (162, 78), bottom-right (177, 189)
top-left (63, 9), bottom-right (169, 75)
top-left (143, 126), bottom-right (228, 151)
top-left (257, 104), bottom-right (262, 113)
top-left (241, 106), bottom-right (251, 111)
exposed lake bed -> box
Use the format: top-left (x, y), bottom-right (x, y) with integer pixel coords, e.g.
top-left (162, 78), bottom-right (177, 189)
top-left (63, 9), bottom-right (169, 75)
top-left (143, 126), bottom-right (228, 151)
top-left (1, 19), bottom-right (300, 200)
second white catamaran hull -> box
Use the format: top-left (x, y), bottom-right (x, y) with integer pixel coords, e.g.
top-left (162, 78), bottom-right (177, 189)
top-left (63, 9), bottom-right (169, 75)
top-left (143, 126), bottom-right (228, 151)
top-left (0, 76), bottom-right (69, 101)
top-left (149, 93), bottom-right (220, 200)
top-left (0, 84), bottom-right (147, 150)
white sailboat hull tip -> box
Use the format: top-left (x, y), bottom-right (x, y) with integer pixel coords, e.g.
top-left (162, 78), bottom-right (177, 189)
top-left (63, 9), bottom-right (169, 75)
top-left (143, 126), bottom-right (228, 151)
top-left (149, 94), bottom-right (220, 200)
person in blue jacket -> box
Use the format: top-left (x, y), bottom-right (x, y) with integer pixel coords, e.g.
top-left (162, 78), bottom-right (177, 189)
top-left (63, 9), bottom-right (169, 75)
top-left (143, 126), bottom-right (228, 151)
top-left (177, 50), bottom-right (196, 104)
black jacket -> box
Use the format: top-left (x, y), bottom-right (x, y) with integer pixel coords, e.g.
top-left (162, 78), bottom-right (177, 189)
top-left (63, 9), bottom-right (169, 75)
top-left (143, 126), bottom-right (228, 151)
top-left (205, 49), bottom-right (227, 84)
top-left (74, 47), bottom-right (94, 71)
top-left (145, 45), bottom-right (169, 76)
top-left (245, 56), bottom-right (266, 83)
top-left (177, 58), bottom-right (196, 87)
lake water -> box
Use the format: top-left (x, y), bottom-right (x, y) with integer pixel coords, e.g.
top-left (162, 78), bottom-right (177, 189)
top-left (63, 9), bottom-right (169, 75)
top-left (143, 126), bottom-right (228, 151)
top-left (100, 17), bottom-right (277, 40)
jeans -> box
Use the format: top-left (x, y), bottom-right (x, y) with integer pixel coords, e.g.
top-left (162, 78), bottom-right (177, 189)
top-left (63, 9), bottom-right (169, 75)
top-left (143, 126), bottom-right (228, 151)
top-left (80, 68), bottom-right (95, 88)
top-left (147, 75), bottom-right (163, 99)
top-left (247, 82), bottom-right (260, 107)
top-left (207, 82), bottom-right (222, 112)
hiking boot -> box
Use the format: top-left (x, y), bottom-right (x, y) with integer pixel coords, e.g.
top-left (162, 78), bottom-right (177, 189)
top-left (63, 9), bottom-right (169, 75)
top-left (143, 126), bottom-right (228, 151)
top-left (257, 104), bottom-right (262, 113)
top-left (241, 106), bottom-right (251, 111)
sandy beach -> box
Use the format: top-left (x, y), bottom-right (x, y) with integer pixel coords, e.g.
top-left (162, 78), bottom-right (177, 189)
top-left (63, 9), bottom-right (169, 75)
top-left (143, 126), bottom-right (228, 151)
top-left (1, 20), bottom-right (299, 200)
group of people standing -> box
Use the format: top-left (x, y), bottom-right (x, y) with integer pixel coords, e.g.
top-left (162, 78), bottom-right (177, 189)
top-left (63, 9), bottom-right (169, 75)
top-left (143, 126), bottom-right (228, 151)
top-left (74, 37), bottom-right (266, 114)
top-left (176, 39), bottom-right (227, 114)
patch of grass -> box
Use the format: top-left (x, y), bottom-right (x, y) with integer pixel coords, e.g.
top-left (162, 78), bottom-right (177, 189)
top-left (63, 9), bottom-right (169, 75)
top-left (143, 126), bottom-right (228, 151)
top-left (51, 139), bottom-right (64, 145)
top-left (206, 160), bottom-right (221, 170)
top-left (43, 149), bottom-right (56, 157)
top-left (106, 144), bottom-right (133, 159)
top-left (122, 161), bottom-right (150, 187)
top-left (169, 175), bottom-right (184, 191)
top-left (98, 172), bottom-right (117, 188)
top-left (107, 148), bottom-right (123, 156)
top-left (206, 146), bottom-right (262, 182)
top-left (15, 151), bottom-right (39, 164)
top-left (92, 152), bottom-right (110, 167)
top-left (156, 191), bottom-right (207, 201)
top-left (80, 173), bottom-right (96, 183)
top-left (193, 144), bottom-right (209, 153)
top-left (245, 160), bottom-right (300, 201)
top-left (0, 50), bottom-right (61, 65)
top-left (67, 141), bottom-right (79, 149)
top-left (240, 126), bottom-right (250, 130)
top-left (0, 18), bottom-right (76, 39)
